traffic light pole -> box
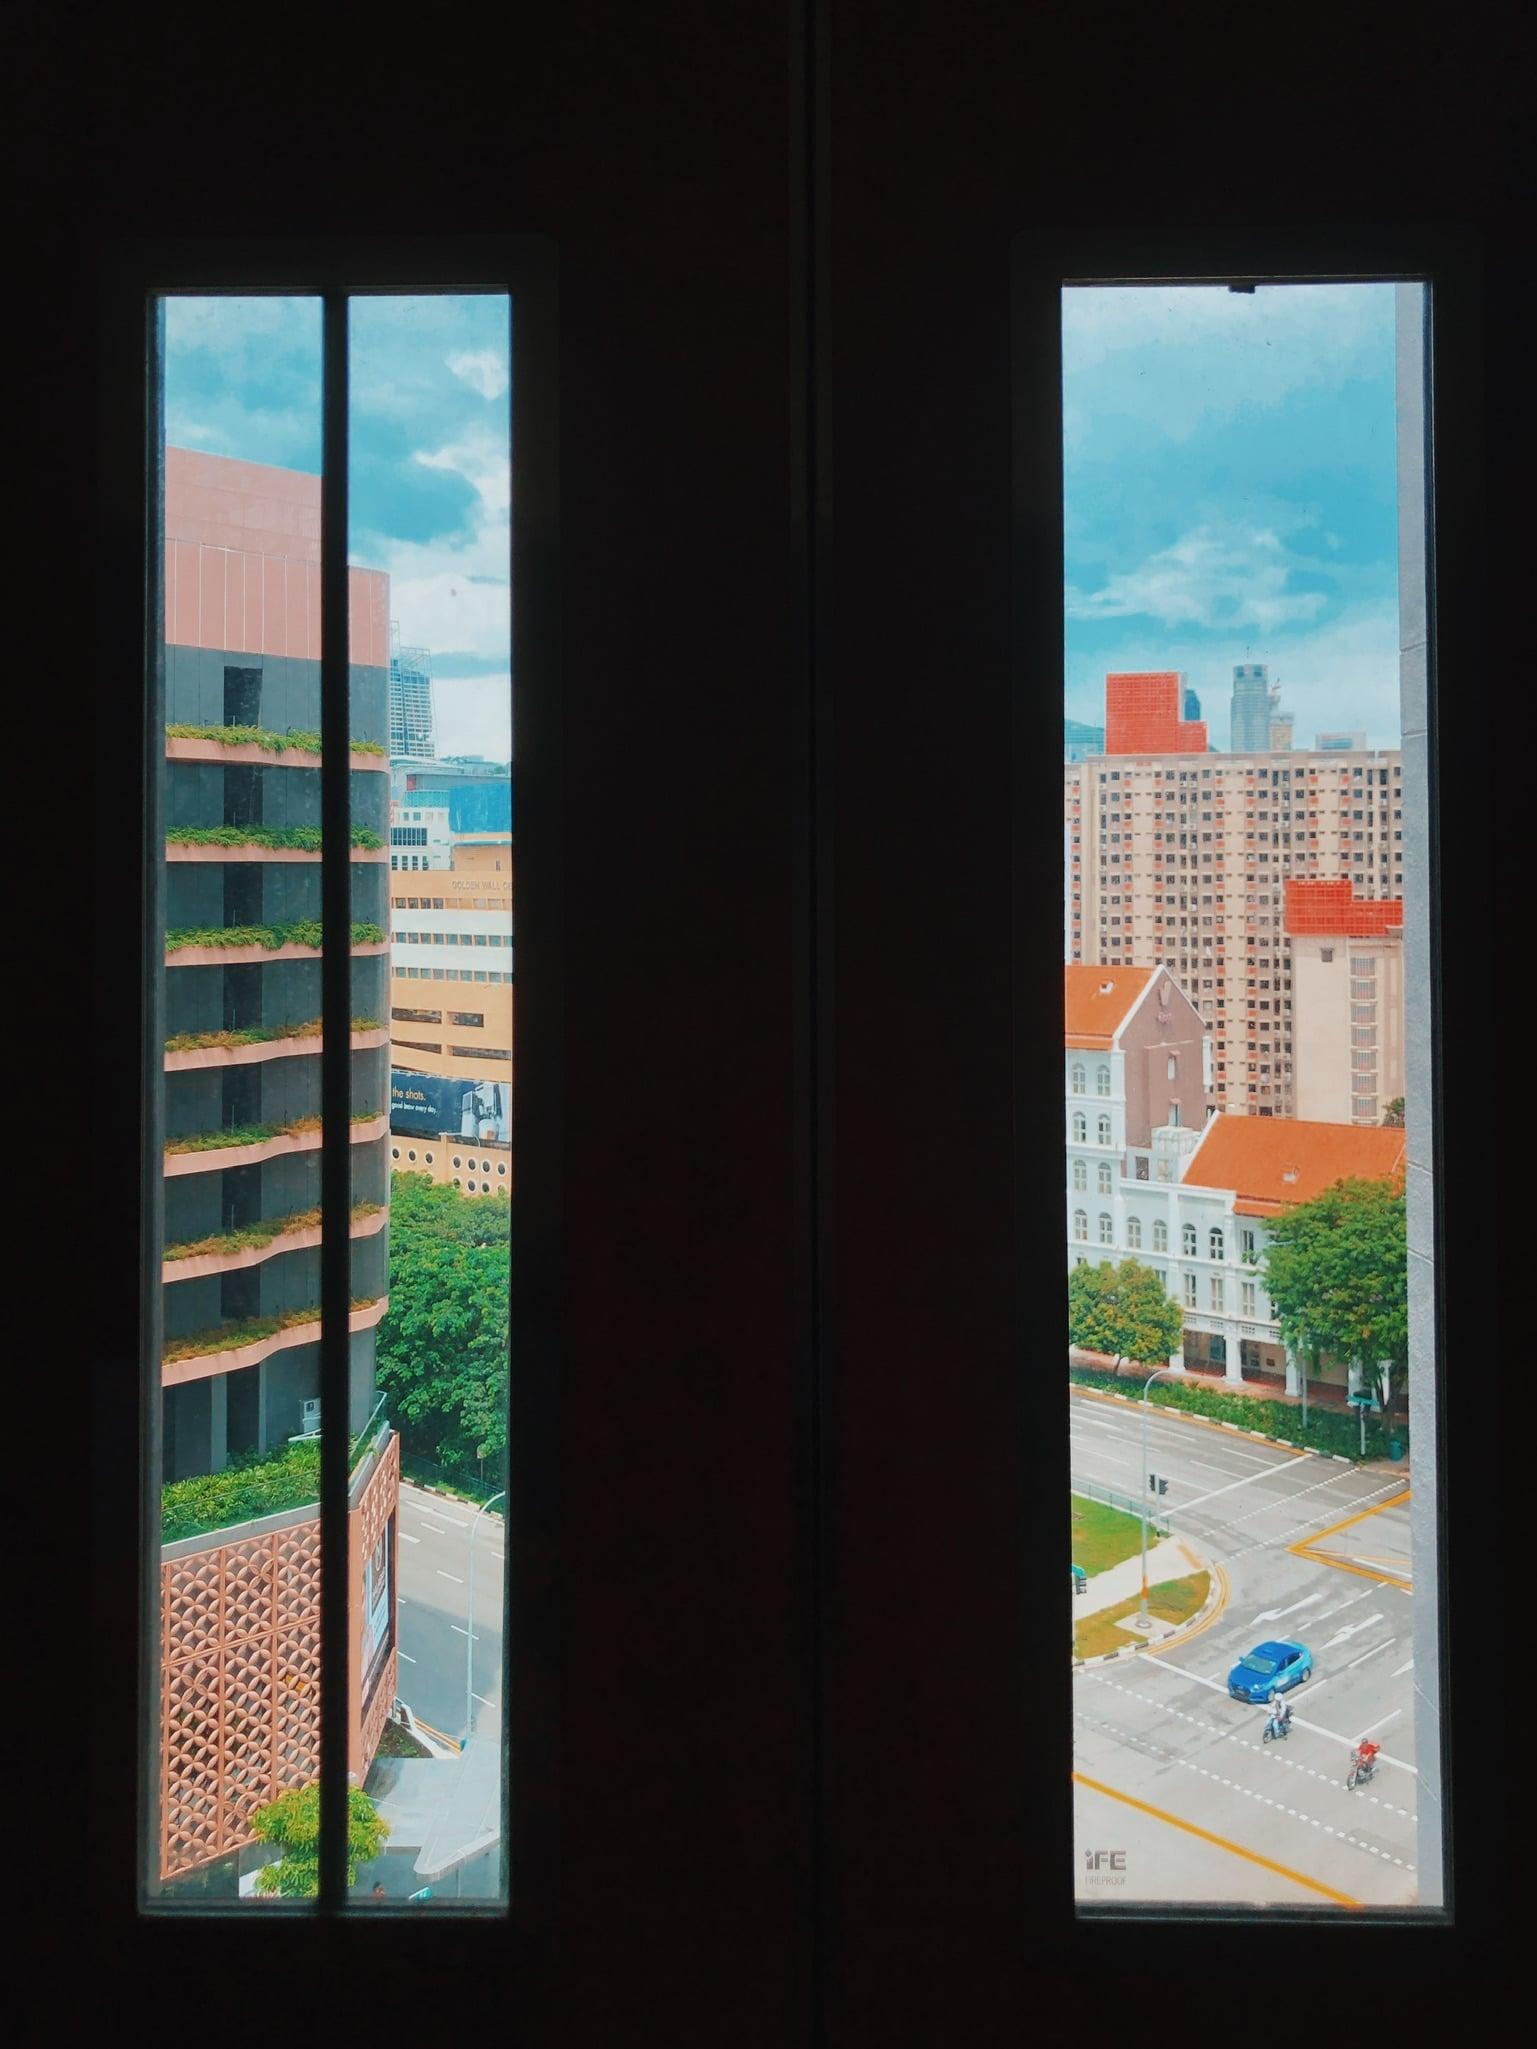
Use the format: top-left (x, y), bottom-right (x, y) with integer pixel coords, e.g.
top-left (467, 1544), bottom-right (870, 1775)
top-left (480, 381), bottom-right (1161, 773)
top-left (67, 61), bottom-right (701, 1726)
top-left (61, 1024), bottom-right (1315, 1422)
top-left (1138, 1366), bottom-right (1177, 1626)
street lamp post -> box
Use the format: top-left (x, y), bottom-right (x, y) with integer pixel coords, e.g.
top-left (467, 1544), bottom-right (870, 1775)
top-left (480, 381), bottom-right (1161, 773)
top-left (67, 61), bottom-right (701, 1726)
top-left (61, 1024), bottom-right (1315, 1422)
top-left (464, 1489), bottom-right (505, 1743)
top-left (1138, 1367), bottom-right (1178, 1626)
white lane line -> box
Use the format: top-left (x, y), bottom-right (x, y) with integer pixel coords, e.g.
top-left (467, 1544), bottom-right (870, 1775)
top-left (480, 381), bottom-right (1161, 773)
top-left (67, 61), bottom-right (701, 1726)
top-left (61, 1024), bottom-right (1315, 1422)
top-left (430, 1512), bottom-right (470, 1529)
top-left (1177, 1458), bottom-right (1319, 1515)
top-left (1392, 1658), bottom-right (1415, 1677)
top-left (1345, 1638), bottom-right (1396, 1671)
top-left (1251, 1592), bottom-right (1324, 1625)
top-left (418, 1518), bottom-right (449, 1534)
top-left (1124, 1658), bottom-right (1416, 1773)
top-left (1318, 1614), bottom-right (1383, 1651)
top-left (436, 1569), bottom-right (464, 1584)
top-left (397, 1651), bottom-right (416, 1664)
top-left (399, 1532), bottom-right (421, 1545)
top-left (451, 1625), bottom-right (479, 1640)
top-left (1355, 1707), bottom-right (1403, 1740)
top-left (471, 1693), bottom-right (495, 1707)
top-left (1315, 1587), bottom-right (1372, 1623)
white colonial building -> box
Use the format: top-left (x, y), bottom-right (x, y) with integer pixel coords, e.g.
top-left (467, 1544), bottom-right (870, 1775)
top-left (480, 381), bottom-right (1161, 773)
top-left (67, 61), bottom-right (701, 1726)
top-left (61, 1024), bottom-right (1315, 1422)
top-left (1065, 965), bottom-right (1406, 1392)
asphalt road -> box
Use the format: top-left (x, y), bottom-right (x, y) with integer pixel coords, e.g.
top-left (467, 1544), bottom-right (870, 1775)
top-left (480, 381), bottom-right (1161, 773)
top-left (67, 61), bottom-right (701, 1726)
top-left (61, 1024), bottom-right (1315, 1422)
top-left (394, 1480), bottom-right (506, 1744)
top-left (1071, 1387), bottom-right (1418, 1910)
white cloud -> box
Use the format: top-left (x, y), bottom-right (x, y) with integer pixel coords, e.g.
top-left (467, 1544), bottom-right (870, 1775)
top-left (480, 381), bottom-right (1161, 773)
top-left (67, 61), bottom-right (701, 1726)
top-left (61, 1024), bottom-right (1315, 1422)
top-left (1064, 602), bottom-right (1403, 750)
top-left (432, 674), bottom-right (513, 759)
top-left (412, 427), bottom-right (510, 517)
top-left (164, 410), bottom-right (230, 450)
top-left (1068, 522), bottom-right (1333, 632)
top-left (447, 348), bottom-right (509, 401)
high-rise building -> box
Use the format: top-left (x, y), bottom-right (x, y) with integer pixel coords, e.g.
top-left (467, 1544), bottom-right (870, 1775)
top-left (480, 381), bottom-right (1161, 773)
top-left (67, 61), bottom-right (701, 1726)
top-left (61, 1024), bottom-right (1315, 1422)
top-left (159, 449), bottom-right (398, 1884)
top-left (389, 832), bottom-right (514, 1195)
top-left (1104, 672), bottom-right (1207, 755)
top-left (1284, 878), bottom-right (1405, 1124)
top-left (390, 796), bottom-right (453, 871)
top-left (1229, 663), bottom-right (1272, 752)
top-left (1064, 727), bottom-right (1403, 1117)
top-left (1064, 717), bottom-right (1105, 764)
top-left (388, 625), bottom-right (435, 759)
top-left (1183, 686), bottom-right (1201, 722)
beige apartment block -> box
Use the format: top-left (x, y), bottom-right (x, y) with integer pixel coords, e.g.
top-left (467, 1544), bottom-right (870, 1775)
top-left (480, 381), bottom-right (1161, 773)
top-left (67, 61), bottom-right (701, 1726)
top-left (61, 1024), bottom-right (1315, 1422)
top-left (1064, 748), bottom-right (1403, 1117)
top-left (1287, 925), bottom-right (1405, 1126)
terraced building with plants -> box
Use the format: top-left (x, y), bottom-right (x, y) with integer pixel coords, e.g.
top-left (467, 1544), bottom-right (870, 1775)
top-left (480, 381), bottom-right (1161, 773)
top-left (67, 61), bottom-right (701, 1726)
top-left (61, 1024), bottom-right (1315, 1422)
top-left (156, 448), bottom-right (400, 1888)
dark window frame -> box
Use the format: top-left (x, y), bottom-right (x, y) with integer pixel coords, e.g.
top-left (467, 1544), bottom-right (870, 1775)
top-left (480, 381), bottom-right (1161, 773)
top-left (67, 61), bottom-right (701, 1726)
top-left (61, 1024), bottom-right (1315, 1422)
top-left (94, 235), bottom-right (557, 1964)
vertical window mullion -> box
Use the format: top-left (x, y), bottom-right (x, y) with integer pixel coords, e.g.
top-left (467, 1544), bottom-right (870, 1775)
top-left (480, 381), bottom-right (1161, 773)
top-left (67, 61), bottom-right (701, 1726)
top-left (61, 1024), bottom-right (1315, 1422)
top-left (318, 291), bottom-right (352, 1912)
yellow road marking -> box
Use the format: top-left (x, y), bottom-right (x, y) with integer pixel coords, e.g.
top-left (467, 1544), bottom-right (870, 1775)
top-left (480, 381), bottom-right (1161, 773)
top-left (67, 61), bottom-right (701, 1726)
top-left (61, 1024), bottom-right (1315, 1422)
top-left (1144, 1559), bottom-right (1230, 1656)
top-left (1289, 1490), bottom-right (1412, 1588)
top-left (1073, 1770), bottom-right (1361, 1907)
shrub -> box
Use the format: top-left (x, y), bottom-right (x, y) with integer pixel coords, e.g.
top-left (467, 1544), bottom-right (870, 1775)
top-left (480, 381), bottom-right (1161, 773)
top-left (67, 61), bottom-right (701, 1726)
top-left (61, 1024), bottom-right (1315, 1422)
top-left (164, 920), bottom-right (387, 953)
top-left (1067, 1363), bottom-right (1403, 1461)
top-left (164, 1111), bottom-right (378, 1154)
top-left (164, 1016), bottom-right (381, 1053)
top-left (166, 824), bottom-right (384, 852)
top-left (167, 723), bottom-right (386, 757)
top-left (163, 1297), bottom-right (379, 1364)
top-left (164, 1200), bottom-right (381, 1263)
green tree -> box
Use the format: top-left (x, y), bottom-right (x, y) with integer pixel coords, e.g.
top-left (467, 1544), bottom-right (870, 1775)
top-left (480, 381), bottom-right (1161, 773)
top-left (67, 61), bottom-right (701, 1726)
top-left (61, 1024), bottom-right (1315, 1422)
top-left (1259, 1176), bottom-right (1407, 1411)
top-left (376, 1173), bottom-right (509, 1473)
top-left (250, 1782), bottom-right (390, 1897)
top-left (1067, 1259), bottom-right (1184, 1371)
top-left (1381, 1098), bottom-right (1405, 1127)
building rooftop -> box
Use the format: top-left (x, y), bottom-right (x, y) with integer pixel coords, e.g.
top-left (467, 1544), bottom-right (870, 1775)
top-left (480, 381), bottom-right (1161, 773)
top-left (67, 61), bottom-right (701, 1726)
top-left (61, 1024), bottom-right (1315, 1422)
top-left (1181, 1114), bottom-right (1406, 1217)
top-left (1064, 965), bottom-right (1156, 1049)
top-left (1284, 877), bottom-right (1403, 938)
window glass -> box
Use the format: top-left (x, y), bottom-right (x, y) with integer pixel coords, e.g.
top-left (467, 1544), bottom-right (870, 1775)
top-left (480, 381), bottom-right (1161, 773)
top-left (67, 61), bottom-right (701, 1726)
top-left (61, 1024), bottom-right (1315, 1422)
top-left (1064, 282), bottom-right (1435, 1913)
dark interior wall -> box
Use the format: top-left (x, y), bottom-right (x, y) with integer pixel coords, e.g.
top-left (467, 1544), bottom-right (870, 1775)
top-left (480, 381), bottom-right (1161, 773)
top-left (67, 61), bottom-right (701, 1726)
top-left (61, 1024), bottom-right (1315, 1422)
top-left (22, 0), bottom-right (1519, 2037)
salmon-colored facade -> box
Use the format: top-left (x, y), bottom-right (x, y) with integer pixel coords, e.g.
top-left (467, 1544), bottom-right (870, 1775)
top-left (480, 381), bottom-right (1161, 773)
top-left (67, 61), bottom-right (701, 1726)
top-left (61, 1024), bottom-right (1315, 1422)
top-left (1104, 671), bottom-right (1208, 755)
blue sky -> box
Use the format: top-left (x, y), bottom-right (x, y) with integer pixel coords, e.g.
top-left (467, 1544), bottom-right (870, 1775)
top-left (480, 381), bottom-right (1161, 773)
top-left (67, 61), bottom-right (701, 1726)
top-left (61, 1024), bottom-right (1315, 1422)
top-left (163, 295), bottom-right (512, 759)
top-left (1063, 284), bottom-right (1403, 750)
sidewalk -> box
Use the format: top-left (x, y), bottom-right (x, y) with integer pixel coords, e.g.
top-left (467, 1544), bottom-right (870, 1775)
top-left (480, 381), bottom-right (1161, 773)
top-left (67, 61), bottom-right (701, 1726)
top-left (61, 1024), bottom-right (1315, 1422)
top-left (1075, 1535), bottom-right (1209, 1620)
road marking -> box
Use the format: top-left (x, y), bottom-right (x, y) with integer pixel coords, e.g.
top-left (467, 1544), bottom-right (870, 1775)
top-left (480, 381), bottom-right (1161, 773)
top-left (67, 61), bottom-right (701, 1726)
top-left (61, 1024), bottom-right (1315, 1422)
top-left (1178, 1457), bottom-right (1319, 1516)
top-left (1288, 1491), bottom-right (1412, 1589)
top-left (451, 1625), bottom-right (479, 1640)
top-left (1344, 1638), bottom-right (1395, 1671)
top-left (1315, 1587), bottom-right (1373, 1623)
top-left (1112, 1660), bottom-right (1416, 1774)
top-left (1355, 1707), bottom-right (1402, 1740)
top-left (418, 1517), bottom-right (449, 1534)
top-left (399, 1532), bottom-right (421, 1545)
top-left (1392, 1658), bottom-right (1414, 1677)
top-left (397, 1651), bottom-right (416, 1664)
top-left (429, 1512), bottom-right (470, 1529)
top-left (1251, 1593), bottom-right (1324, 1625)
top-left (436, 1569), bottom-right (464, 1584)
top-left (472, 1692), bottom-right (494, 1707)
top-left (1318, 1614), bottom-right (1383, 1651)
top-left (1072, 1771), bottom-right (1361, 1905)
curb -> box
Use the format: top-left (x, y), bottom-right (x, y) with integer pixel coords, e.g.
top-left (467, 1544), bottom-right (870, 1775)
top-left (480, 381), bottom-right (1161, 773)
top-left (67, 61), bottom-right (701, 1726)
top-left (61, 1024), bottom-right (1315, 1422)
top-left (1072, 1548), bottom-right (1226, 1670)
top-left (1069, 1380), bottom-right (1400, 1466)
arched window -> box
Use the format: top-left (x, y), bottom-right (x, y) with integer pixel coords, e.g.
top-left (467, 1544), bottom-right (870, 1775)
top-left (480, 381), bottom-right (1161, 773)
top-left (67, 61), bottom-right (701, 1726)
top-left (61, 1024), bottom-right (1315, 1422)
top-left (1126, 1215), bottom-right (1142, 1249)
top-left (1071, 1158), bottom-right (1087, 1191)
top-left (1152, 1219), bottom-right (1168, 1252)
top-left (1098, 1213), bottom-right (1113, 1245)
top-left (1096, 1065), bottom-right (1111, 1096)
top-left (1182, 1223), bottom-right (1198, 1256)
top-left (1097, 1162), bottom-right (1112, 1194)
top-left (1096, 1114), bottom-right (1112, 1145)
top-left (1209, 1227), bottom-right (1224, 1262)
top-left (1071, 1062), bottom-right (1085, 1094)
top-left (1071, 1111), bottom-right (1087, 1143)
top-left (1073, 1209), bottom-right (1088, 1242)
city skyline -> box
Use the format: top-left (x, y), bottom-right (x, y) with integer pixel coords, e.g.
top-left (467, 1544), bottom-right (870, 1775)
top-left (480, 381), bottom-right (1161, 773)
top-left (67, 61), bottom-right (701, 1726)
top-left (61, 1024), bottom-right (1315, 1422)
top-left (1063, 283), bottom-right (1401, 752)
top-left (164, 295), bottom-right (512, 762)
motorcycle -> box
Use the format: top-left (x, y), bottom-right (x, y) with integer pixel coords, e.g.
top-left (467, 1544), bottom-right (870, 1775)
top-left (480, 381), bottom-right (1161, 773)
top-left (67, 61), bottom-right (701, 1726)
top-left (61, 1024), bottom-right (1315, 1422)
top-left (1346, 1750), bottom-right (1379, 1789)
top-left (1262, 1711), bottom-right (1291, 1743)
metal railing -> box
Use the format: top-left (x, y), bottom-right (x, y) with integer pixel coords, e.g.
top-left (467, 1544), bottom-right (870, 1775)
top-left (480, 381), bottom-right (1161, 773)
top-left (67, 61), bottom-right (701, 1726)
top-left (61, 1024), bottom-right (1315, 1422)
top-left (1072, 1476), bottom-right (1170, 1538)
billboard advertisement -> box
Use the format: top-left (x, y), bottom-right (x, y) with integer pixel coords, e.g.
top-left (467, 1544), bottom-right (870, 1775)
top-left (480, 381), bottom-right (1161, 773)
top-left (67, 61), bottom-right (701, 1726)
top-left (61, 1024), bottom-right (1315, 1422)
top-left (391, 1070), bottom-right (511, 1144)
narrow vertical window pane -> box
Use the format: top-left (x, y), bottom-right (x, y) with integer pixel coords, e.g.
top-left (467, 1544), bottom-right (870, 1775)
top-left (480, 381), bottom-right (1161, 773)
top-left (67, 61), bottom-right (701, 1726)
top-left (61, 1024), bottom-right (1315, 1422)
top-left (350, 295), bottom-right (512, 1906)
top-left (155, 298), bottom-right (341, 1901)
top-left (1063, 283), bottom-right (1439, 1911)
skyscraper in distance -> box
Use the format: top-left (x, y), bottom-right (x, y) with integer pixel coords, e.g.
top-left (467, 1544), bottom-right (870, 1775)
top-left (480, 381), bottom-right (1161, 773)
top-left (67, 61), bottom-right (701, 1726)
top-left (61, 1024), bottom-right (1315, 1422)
top-left (1229, 663), bottom-right (1271, 752)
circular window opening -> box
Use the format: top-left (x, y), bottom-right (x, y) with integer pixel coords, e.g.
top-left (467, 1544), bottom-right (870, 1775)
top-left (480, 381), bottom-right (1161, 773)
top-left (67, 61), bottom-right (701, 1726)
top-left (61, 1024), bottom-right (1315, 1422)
top-left (453, 1178), bottom-right (461, 1188)
top-left (390, 1147), bottom-right (399, 1159)
top-left (452, 1155), bottom-right (462, 1167)
top-left (481, 1159), bottom-right (491, 1173)
top-left (497, 1163), bottom-right (507, 1176)
top-left (407, 1149), bottom-right (417, 1162)
top-left (425, 1152), bottom-right (434, 1164)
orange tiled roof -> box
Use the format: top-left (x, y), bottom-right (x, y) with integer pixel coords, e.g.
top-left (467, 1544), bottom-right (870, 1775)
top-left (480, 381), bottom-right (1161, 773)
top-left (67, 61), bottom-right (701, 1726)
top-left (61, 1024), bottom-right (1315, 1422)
top-left (1182, 1114), bottom-right (1406, 1217)
top-left (1064, 965), bottom-right (1155, 1049)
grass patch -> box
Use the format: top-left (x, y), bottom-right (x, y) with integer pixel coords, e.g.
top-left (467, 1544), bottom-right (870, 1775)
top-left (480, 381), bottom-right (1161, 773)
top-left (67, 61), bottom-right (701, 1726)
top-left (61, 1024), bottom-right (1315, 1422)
top-left (1074, 1572), bottom-right (1211, 1662)
top-left (165, 920), bottom-right (386, 953)
top-left (164, 1016), bottom-right (380, 1053)
top-left (1070, 1494), bottom-right (1146, 1576)
top-left (167, 824), bottom-right (384, 851)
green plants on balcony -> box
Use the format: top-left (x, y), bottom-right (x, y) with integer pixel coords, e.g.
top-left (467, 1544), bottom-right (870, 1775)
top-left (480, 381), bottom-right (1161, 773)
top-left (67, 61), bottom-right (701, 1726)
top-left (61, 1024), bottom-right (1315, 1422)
top-left (164, 1111), bottom-right (379, 1155)
top-left (166, 722), bottom-right (387, 757)
top-left (163, 1296), bottom-right (381, 1364)
top-left (164, 1200), bottom-right (383, 1263)
top-left (164, 1015), bottom-right (381, 1053)
top-left (166, 824), bottom-right (385, 851)
top-left (161, 1409), bottom-right (391, 1541)
top-left (165, 920), bottom-right (388, 954)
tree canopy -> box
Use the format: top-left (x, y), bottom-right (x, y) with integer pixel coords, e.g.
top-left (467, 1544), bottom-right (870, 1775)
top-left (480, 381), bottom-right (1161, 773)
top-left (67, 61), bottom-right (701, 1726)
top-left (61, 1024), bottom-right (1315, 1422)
top-left (376, 1173), bottom-right (509, 1474)
top-left (1067, 1258), bottom-right (1184, 1370)
top-left (250, 1782), bottom-right (389, 1896)
top-left (1259, 1176), bottom-right (1407, 1407)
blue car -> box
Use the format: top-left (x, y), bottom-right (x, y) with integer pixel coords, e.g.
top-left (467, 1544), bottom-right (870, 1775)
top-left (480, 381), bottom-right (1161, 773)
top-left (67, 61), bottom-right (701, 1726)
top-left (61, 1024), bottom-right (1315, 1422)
top-left (1227, 1639), bottom-right (1313, 1702)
